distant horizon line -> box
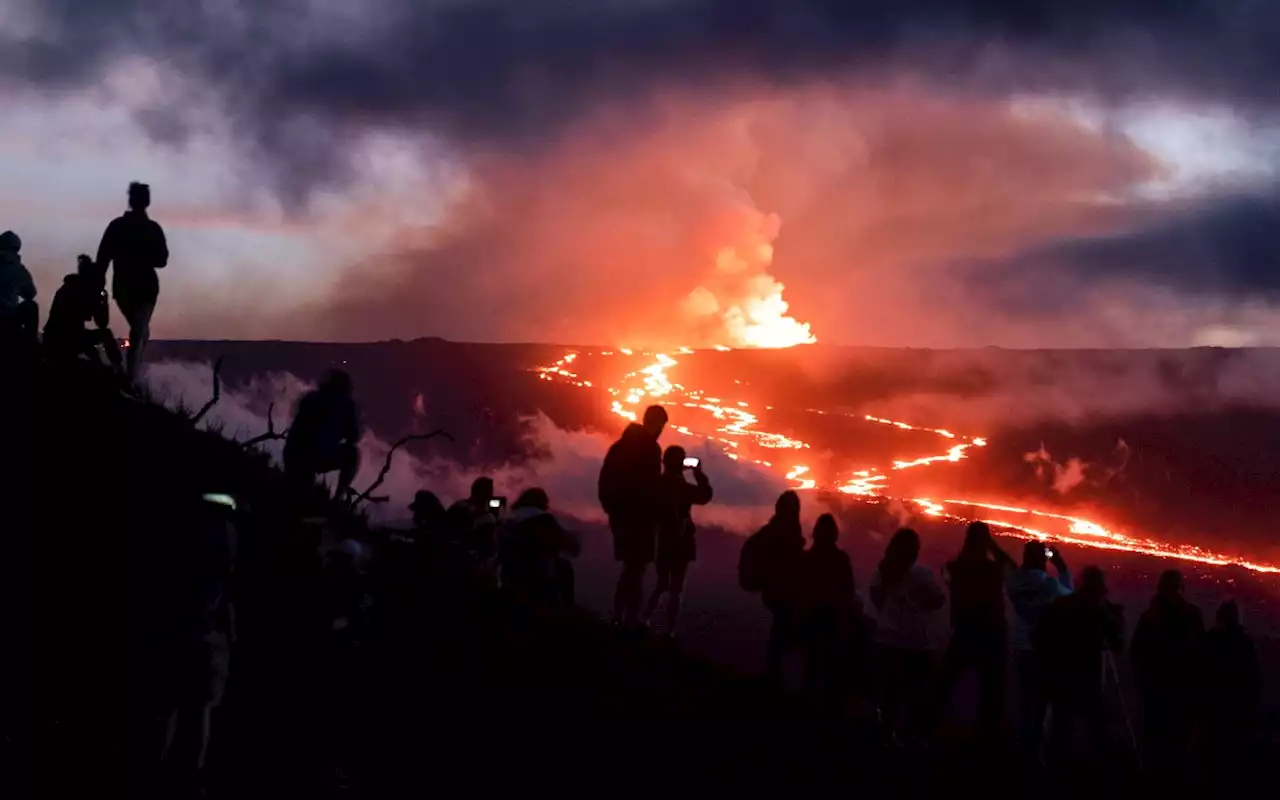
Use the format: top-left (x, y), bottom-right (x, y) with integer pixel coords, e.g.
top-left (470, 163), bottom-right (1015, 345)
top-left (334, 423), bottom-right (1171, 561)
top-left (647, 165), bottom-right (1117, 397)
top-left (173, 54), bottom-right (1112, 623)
top-left (152, 338), bottom-right (1279, 353)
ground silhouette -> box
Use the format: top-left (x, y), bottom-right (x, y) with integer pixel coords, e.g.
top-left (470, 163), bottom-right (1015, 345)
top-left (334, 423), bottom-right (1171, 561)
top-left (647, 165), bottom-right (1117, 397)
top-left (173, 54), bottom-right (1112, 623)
top-left (2, 356), bottom-right (1271, 797)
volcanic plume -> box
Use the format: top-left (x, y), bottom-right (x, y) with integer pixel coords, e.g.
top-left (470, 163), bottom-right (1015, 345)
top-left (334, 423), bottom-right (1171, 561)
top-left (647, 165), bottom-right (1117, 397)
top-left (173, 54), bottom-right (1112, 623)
top-left (680, 180), bottom-right (815, 349)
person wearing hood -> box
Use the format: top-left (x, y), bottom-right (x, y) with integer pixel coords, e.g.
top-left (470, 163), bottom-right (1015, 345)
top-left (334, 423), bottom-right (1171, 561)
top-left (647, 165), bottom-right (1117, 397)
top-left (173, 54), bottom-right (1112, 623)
top-left (95, 182), bottom-right (168, 381)
top-left (1131, 569), bottom-right (1205, 776)
top-left (0, 230), bottom-right (38, 349)
top-left (598, 404), bottom-right (666, 629)
top-left (1006, 540), bottom-right (1073, 756)
top-left (497, 488), bottom-right (580, 607)
top-left (640, 445), bottom-right (713, 637)
top-left (739, 490), bottom-right (807, 685)
top-left (43, 254), bottom-right (124, 373)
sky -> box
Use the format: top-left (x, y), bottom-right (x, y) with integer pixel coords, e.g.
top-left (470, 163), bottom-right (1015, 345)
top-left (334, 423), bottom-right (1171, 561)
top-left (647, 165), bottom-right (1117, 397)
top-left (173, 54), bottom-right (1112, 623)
top-left (2, 0), bottom-right (1279, 348)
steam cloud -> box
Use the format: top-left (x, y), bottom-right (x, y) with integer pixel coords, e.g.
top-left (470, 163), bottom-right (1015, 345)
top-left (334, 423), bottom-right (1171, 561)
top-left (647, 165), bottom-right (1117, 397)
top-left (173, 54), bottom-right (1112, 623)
top-left (1023, 438), bottom-right (1131, 495)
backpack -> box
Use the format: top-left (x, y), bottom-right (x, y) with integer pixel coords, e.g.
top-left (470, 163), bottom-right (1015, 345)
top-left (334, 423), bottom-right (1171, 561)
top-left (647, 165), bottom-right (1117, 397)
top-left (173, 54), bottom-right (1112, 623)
top-left (597, 439), bottom-right (629, 516)
top-left (738, 528), bottom-right (769, 593)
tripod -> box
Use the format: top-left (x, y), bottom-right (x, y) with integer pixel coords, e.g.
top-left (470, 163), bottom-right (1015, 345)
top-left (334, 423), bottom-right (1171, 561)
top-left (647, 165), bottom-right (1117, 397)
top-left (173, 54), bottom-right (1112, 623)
top-left (1038, 649), bottom-right (1141, 769)
top-left (1104, 649), bottom-right (1142, 770)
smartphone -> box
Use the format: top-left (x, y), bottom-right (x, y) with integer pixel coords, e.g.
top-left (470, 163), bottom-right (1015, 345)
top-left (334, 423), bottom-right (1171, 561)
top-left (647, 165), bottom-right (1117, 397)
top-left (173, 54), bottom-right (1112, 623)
top-left (1044, 547), bottom-right (1055, 559)
top-left (682, 457), bottom-right (700, 469)
top-left (489, 496), bottom-right (507, 513)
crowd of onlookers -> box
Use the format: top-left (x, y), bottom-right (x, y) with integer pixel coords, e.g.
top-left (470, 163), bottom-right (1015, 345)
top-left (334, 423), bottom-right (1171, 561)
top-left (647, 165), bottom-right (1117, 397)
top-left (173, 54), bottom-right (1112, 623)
top-left (599, 402), bottom-right (1266, 781)
top-left (115, 376), bottom-right (1280, 795)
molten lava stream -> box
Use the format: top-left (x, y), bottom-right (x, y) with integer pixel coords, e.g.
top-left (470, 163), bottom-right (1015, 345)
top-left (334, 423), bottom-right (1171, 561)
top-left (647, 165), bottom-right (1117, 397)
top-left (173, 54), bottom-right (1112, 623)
top-left (534, 349), bottom-right (1279, 576)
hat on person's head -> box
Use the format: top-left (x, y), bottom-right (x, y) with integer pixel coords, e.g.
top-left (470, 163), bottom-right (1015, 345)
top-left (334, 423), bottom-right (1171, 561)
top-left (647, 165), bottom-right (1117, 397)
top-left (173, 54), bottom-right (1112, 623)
top-left (0, 230), bottom-right (20, 252)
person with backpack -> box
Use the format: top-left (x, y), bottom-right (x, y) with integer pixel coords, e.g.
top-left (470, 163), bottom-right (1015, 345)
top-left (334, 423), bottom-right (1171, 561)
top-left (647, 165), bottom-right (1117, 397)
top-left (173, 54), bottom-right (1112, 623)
top-left (598, 405), bottom-right (666, 630)
top-left (640, 445), bottom-right (713, 638)
top-left (95, 181), bottom-right (168, 381)
top-left (739, 490), bottom-right (806, 686)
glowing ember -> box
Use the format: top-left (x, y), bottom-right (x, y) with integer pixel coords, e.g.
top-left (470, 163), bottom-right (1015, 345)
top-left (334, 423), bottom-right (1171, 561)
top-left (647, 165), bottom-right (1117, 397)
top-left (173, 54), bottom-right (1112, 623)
top-left (534, 349), bottom-right (1280, 576)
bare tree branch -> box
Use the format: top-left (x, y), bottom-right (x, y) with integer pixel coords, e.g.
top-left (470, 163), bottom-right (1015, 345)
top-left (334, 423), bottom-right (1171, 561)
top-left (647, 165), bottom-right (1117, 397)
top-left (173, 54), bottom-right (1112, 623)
top-left (242, 402), bottom-right (290, 448)
top-left (189, 357), bottom-right (224, 427)
top-left (348, 429), bottom-right (454, 510)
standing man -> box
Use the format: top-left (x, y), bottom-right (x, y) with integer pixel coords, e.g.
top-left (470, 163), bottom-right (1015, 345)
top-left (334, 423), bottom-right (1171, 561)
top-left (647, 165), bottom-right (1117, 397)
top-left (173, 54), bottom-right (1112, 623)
top-left (598, 404), bottom-right (666, 631)
top-left (96, 182), bottom-right (168, 381)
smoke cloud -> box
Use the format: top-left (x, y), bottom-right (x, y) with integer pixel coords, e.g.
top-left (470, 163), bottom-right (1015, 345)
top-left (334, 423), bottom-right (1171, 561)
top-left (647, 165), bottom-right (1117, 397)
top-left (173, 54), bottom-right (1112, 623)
top-left (839, 346), bottom-right (1280, 432)
top-left (3, 2), bottom-right (1280, 349)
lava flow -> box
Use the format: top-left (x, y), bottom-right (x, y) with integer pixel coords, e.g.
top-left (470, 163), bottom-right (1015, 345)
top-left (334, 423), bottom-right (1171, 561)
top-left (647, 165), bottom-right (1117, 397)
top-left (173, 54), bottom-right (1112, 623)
top-left (534, 349), bottom-right (1280, 575)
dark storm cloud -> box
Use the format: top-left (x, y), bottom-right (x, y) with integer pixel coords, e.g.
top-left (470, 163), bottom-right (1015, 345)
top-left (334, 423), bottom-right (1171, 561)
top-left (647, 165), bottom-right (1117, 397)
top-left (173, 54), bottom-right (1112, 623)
top-left (3, 0), bottom-right (1279, 199)
top-left (968, 189), bottom-right (1280, 310)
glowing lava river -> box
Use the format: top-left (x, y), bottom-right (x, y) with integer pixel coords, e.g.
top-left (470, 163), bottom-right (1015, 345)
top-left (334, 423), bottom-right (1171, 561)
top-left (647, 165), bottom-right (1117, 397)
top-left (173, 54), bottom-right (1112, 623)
top-left (535, 348), bottom-right (1280, 576)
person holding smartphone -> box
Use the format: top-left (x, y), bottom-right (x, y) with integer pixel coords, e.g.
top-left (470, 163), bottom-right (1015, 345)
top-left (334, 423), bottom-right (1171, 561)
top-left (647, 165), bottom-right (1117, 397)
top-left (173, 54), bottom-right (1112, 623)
top-left (641, 446), bottom-right (713, 637)
top-left (1007, 540), bottom-right (1073, 759)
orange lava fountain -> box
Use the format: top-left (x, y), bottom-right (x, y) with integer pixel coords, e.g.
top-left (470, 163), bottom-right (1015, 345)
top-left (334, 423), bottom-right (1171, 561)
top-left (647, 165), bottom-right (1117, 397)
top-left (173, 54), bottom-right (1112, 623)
top-left (535, 349), bottom-right (1279, 576)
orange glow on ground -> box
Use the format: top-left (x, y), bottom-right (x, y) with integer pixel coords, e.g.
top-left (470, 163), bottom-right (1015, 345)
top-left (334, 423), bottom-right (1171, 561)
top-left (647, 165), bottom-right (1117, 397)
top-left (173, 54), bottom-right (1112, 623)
top-left (535, 349), bottom-right (1280, 576)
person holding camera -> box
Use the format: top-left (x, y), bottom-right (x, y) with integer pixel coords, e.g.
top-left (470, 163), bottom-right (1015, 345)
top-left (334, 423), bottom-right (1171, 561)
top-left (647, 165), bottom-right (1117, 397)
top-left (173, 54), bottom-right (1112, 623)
top-left (640, 445), bottom-right (712, 637)
top-left (1007, 541), bottom-right (1073, 758)
top-left (924, 521), bottom-right (1016, 744)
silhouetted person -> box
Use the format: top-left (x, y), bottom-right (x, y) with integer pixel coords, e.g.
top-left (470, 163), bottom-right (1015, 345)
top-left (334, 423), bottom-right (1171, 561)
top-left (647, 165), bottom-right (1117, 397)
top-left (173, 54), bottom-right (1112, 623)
top-left (1007, 541), bottom-right (1073, 757)
top-left (450, 477), bottom-right (499, 548)
top-left (497, 488), bottom-right (580, 607)
top-left (1200, 600), bottom-right (1261, 779)
top-left (409, 490), bottom-right (446, 535)
top-left (642, 446), bottom-right (713, 637)
top-left (871, 527), bottom-right (945, 744)
top-left (0, 230), bottom-right (38, 351)
top-left (1034, 566), bottom-right (1124, 768)
top-left (598, 404), bottom-right (666, 629)
top-left (96, 181), bottom-right (167, 381)
top-left (799, 513), bottom-right (859, 709)
top-left (160, 492), bottom-right (238, 796)
top-left (739, 490), bottom-right (806, 686)
top-left (1131, 569), bottom-right (1204, 775)
top-left (924, 521), bottom-right (1015, 743)
top-left (449, 477), bottom-right (496, 525)
top-left (284, 370), bottom-right (361, 502)
top-left (43, 255), bottom-right (124, 373)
